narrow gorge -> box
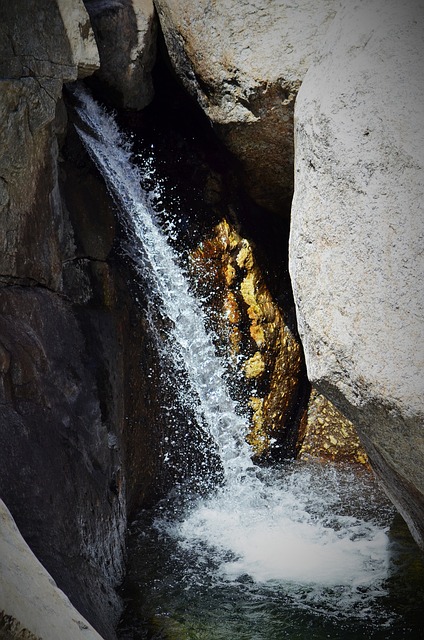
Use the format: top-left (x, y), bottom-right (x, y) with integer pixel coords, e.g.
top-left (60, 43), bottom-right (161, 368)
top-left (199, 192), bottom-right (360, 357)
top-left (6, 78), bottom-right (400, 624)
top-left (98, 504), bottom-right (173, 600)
top-left (0, 2), bottom-right (423, 639)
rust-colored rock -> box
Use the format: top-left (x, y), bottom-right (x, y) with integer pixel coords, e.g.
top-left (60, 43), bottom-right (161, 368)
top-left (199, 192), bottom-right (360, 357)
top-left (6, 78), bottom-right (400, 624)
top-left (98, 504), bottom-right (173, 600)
top-left (191, 218), bottom-right (370, 465)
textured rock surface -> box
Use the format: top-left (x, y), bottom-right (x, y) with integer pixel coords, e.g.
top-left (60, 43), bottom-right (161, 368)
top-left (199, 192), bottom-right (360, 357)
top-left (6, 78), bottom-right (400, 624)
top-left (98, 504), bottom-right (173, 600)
top-left (0, 500), bottom-right (104, 640)
top-left (191, 219), bottom-right (304, 458)
top-left (191, 219), bottom-right (368, 464)
top-left (0, 287), bottom-right (126, 639)
top-left (298, 389), bottom-right (368, 466)
top-left (57, 0), bottom-right (100, 77)
top-left (0, 0), bottom-right (98, 83)
top-left (60, 119), bottom-right (177, 511)
top-left (290, 0), bottom-right (424, 547)
top-left (0, 3), bottom-right (129, 637)
top-left (0, 0), bottom-right (99, 288)
top-left (154, 0), bottom-right (336, 214)
top-left (84, 0), bottom-right (157, 109)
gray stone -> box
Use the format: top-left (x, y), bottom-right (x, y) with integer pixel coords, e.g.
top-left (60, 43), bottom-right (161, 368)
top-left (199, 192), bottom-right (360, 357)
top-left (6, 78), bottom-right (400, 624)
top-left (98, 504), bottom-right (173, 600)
top-left (57, 0), bottom-right (101, 78)
top-left (289, 0), bottom-right (424, 548)
top-left (154, 0), bottom-right (337, 214)
top-left (85, 0), bottom-right (157, 109)
top-left (0, 79), bottom-right (66, 288)
top-left (0, 287), bottom-right (126, 639)
top-left (0, 500), bottom-right (105, 640)
top-left (0, 0), bottom-right (99, 289)
top-left (0, 0), bottom-right (99, 82)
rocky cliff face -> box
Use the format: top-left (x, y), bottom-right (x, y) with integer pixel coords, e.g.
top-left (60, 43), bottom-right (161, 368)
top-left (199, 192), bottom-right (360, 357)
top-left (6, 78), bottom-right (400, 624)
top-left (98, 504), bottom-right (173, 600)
top-left (0, 2), bottom-right (162, 638)
top-left (290, 0), bottom-right (424, 548)
top-left (0, 2), bottom-right (125, 637)
top-left (2, 0), bottom-right (423, 637)
top-left (153, 0), bottom-right (337, 215)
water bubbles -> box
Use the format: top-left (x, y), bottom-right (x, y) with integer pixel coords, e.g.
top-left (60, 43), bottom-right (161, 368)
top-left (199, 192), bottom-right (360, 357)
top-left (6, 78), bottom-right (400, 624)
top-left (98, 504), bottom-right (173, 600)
top-left (155, 461), bottom-right (396, 621)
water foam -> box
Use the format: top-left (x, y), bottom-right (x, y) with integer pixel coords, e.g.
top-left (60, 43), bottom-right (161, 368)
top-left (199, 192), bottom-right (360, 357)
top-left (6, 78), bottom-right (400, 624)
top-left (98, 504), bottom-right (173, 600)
top-left (158, 462), bottom-right (394, 617)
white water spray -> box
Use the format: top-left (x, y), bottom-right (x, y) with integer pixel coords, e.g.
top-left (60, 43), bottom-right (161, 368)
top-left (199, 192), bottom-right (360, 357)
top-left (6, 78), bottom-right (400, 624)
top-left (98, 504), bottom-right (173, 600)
top-left (74, 86), bottom-right (252, 481)
top-left (74, 88), bottom-right (396, 620)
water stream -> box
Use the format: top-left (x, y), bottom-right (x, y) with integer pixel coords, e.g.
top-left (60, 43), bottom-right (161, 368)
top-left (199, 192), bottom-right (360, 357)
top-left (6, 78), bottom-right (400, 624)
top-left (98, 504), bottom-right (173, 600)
top-left (74, 88), bottom-right (424, 639)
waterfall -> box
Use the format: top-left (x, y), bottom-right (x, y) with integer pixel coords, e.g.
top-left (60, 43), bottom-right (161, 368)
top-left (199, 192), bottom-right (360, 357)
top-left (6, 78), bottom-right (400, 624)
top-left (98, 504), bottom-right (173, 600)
top-left (73, 86), bottom-right (253, 483)
top-left (73, 88), bottom-right (404, 627)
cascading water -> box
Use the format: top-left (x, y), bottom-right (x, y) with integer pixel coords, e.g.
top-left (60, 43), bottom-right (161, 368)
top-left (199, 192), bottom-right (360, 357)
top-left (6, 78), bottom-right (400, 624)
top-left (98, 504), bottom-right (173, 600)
top-left (74, 86), bottom-right (251, 484)
top-left (73, 88), bottom-right (424, 639)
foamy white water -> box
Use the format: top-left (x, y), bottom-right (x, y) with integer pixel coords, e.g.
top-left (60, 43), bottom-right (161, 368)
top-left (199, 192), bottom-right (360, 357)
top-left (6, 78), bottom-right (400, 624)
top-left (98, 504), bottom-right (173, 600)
top-left (158, 462), bottom-right (394, 616)
top-left (74, 88), bottom-right (396, 620)
top-left (74, 86), bottom-right (252, 481)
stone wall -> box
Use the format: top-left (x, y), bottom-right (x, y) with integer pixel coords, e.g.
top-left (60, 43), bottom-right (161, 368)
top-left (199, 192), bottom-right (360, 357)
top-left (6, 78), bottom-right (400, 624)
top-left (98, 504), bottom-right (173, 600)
top-left (289, 0), bottom-right (424, 548)
top-left (0, 2), bottom-right (152, 638)
top-left (153, 0), bottom-right (337, 215)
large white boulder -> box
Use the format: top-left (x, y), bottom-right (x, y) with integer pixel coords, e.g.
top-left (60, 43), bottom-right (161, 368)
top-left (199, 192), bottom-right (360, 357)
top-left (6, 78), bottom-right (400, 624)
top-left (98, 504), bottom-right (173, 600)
top-left (290, 0), bottom-right (424, 547)
top-left (153, 0), bottom-right (337, 214)
top-left (0, 499), bottom-right (104, 639)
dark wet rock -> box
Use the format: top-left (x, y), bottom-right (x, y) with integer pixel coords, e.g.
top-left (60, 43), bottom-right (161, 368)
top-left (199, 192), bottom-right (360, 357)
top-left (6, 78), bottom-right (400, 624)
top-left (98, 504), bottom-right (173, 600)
top-left (0, 287), bottom-right (125, 639)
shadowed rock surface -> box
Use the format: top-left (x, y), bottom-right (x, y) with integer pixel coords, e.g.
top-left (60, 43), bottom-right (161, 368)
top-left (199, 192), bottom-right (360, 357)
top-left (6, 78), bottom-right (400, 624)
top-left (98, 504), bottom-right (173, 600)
top-left (0, 2), bottom-right (122, 637)
top-left (153, 0), bottom-right (337, 215)
top-left (0, 0), bottom-right (99, 288)
top-left (84, 0), bottom-right (157, 109)
top-left (0, 286), bottom-right (126, 639)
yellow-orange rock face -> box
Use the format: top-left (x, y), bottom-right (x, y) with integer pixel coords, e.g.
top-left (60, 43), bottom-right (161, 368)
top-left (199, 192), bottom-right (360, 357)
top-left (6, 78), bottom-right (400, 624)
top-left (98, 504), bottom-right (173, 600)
top-left (298, 388), bottom-right (368, 466)
top-left (191, 219), bottom-right (303, 457)
top-left (191, 218), bottom-right (369, 467)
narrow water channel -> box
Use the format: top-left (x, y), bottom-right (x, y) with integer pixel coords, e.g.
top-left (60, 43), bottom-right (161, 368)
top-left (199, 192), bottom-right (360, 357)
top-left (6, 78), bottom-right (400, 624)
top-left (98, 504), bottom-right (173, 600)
top-left (74, 88), bottom-right (424, 640)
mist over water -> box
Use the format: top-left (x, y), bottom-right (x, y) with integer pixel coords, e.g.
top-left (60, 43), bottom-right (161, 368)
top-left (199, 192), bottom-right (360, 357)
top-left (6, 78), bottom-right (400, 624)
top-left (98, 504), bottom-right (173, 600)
top-left (74, 88), bottom-right (424, 638)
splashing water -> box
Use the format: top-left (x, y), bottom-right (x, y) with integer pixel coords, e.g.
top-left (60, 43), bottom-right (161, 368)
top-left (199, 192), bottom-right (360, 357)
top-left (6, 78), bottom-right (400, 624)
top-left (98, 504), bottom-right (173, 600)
top-left (73, 88), bottom-right (422, 633)
top-left (74, 86), bottom-right (251, 482)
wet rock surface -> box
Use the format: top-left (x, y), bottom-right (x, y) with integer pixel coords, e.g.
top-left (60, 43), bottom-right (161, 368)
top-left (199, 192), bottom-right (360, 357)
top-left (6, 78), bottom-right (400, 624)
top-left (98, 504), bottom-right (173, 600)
top-left (190, 219), bottom-right (367, 466)
top-left (0, 287), bottom-right (125, 639)
top-left (0, 3), bottom-right (126, 637)
top-left (191, 219), bottom-right (305, 459)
